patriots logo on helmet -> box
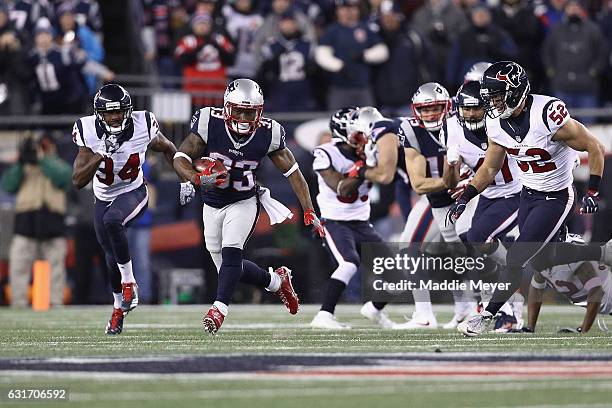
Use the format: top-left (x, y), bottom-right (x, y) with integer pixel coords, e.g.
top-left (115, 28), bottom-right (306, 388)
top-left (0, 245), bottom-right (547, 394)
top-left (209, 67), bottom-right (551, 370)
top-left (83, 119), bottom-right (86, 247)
top-left (494, 64), bottom-right (523, 88)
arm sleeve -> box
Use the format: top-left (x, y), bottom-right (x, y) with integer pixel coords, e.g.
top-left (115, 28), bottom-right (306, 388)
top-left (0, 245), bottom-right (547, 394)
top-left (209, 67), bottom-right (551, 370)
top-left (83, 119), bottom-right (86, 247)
top-left (72, 120), bottom-right (87, 147)
top-left (542, 98), bottom-right (571, 135)
top-left (0, 164), bottom-right (24, 193)
top-left (145, 111), bottom-right (161, 143)
top-left (39, 156), bottom-right (73, 190)
top-left (191, 108), bottom-right (211, 143)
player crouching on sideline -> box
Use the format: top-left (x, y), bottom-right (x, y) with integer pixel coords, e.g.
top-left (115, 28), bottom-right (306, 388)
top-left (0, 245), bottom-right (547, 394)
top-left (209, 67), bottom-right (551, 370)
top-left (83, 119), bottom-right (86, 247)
top-left (516, 234), bottom-right (611, 334)
top-left (173, 78), bottom-right (325, 335)
top-left (72, 84), bottom-right (178, 335)
top-left (310, 106), bottom-right (396, 330)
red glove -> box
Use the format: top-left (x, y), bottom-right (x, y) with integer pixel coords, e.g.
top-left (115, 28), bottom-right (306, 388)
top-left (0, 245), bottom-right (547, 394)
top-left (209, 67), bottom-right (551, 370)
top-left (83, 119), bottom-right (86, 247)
top-left (347, 160), bottom-right (366, 179)
top-left (304, 208), bottom-right (325, 238)
top-left (191, 158), bottom-right (228, 188)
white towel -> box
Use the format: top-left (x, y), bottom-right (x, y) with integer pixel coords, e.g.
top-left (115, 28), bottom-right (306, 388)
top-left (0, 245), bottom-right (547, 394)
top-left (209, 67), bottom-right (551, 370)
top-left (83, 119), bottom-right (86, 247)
top-left (258, 187), bottom-right (294, 225)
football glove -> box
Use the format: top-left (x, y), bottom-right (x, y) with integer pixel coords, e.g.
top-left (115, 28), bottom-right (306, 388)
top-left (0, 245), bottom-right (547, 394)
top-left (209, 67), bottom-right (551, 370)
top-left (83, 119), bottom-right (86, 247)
top-left (364, 140), bottom-right (378, 167)
top-left (347, 160), bottom-right (366, 179)
top-left (179, 181), bottom-right (196, 206)
top-left (448, 171), bottom-right (474, 201)
top-left (446, 145), bottom-right (461, 166)
top-left (304, 208), bottom-right (325, 238)
top-left (191, 159), bottom-right (228, 188)
top-left (446, 198), bottom-right (468, 226)
top-left (580, 190), bottom-right (599, 214)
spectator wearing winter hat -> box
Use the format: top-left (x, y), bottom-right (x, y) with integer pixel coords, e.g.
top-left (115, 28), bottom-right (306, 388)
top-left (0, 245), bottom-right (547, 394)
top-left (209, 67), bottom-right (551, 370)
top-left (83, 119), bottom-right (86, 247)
top-left (175, 12), bottom-right (236, 107)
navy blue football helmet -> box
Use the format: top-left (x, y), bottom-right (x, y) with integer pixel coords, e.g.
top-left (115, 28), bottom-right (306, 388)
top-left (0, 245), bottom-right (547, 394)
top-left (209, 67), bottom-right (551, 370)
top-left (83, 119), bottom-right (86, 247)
top-left (480, 61), bottom-right (530, 119)
top-left (329, 107), bottom-right (358, 145)
top-left (456, 80), bottom-right (486, 131)
top-left (93, 84), bottom-right (133, 135)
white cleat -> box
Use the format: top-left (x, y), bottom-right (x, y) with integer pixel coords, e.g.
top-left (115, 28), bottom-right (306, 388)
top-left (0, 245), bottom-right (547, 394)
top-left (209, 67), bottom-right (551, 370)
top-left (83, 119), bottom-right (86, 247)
top-left (457, 310), bottom-right (494, 337)
top-left (603, 239), bottom-right (612, 267)
top-left (310, 310), bottom-right (351, 330)
top-left (392, 312), bottom-right (438, 330)
top-left (360, 301), bottom-right (394, 329)
top-left (442, 313), bottom-right (467, 330)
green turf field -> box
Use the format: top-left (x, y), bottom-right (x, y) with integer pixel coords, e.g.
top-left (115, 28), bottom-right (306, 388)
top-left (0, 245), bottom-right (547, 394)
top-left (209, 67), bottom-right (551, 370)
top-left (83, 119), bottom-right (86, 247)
top-left (1, 304), bottom-right (612, 408)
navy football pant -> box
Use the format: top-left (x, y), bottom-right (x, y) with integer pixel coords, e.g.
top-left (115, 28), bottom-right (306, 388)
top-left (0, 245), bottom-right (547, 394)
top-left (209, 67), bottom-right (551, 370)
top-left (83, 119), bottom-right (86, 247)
top-left (486, 186), bottom-right (601, 315)
top-left (94, 184), bottom-right (148, 293)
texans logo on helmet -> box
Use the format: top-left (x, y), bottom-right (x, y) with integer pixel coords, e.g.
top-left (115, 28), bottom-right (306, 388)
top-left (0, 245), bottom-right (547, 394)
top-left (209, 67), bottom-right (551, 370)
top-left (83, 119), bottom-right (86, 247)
top-left (495, 64), bottom-right (523, 88)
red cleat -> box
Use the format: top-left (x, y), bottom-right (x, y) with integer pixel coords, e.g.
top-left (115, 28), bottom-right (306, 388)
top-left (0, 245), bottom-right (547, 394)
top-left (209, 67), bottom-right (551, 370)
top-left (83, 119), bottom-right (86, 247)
top-left (273, 266), bottom-right (299, 315)
top-left (121, 282), bottom-right (139, 312)
top-left (202, 305), bottom-right (225, 335)
top-left (105, 308), bottom-right (125, 335)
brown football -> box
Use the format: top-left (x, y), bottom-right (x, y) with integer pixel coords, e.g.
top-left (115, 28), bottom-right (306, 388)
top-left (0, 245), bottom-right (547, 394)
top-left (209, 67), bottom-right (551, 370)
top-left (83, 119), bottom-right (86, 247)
top-left (193, 157), bottom-right (227, 174)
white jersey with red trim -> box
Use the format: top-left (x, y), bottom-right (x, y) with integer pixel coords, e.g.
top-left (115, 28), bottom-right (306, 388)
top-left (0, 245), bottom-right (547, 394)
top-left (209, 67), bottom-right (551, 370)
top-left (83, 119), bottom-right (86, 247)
top-left (72, 110), bottom-right (159, 201)
top-left (312, 141), bottom-right (372, 221)
top-left (446, 116), bottom-right (522, 199)
top-left (538, 261), bottom-right (612, 314)
top-left (485, 94), bottom-right (576, 192)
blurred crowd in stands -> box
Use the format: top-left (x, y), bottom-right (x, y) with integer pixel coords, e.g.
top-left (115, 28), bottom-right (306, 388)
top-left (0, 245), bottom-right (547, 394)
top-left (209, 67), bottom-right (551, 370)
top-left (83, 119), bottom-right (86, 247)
top-left (0, 0), bottom-right (612, 119)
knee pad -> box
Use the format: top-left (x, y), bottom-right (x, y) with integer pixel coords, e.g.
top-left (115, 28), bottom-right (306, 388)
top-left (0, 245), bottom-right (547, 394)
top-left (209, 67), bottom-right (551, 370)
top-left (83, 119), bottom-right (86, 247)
top-left (221, 247), bottom-right (243, 268)
top-left (330, 262), bottom-right (358, 285)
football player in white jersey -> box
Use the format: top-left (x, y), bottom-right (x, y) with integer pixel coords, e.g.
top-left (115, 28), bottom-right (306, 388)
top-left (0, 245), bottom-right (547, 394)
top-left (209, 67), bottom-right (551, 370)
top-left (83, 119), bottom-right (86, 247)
top-left (448, 61), bottom-right (612, 336)
top-left (524, 234), bottom-right (612, 333)
top-left (445, 80), bottom-right (525, 328)
top-left (173, 78), bottom-right (324, 335)
top-left (72, 84), bottom-right (178, 335)
top-left (310, 106), bottom-right (395, 330)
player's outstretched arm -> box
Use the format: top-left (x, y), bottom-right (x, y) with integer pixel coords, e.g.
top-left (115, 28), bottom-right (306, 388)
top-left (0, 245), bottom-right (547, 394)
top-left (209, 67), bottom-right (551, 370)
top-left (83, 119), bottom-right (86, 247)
top-left (269, 147), bottom-right (325, 237)
top-left (575, 262), bottom-right (604, 333)
top-left (364, 133), bottom-right (398, 185)
top-left (149, 132), bottom-right (177, 167)
top-left (72, 146), bottom-right (104, 189)
top-left (553, 118), bottom-right (605, 213)
top-left (173, 132), bottom-right (206, 183)
top-left (404, 147), bottom-right (447, 194)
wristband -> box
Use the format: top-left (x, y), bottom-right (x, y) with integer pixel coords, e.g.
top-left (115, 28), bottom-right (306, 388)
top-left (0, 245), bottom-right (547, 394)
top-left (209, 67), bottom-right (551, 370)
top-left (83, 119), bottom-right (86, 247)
top-left (588, 175), bottom-right (601, 193)
top-left (173, 152), bottom-right (193, 163)
top-left (461, 184), bottom-right (479, 203)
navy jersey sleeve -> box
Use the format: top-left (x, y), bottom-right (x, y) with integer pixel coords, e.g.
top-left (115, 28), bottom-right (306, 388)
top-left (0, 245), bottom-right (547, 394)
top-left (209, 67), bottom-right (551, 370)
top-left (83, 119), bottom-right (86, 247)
top-left (371, 119), bottom-right (400, 143)
top-left (319, 25), bottom-right (335, 47)
top-left (190, 107), bottom-right (211, 143)
top-left (399, 119), bottom-right (420, 152)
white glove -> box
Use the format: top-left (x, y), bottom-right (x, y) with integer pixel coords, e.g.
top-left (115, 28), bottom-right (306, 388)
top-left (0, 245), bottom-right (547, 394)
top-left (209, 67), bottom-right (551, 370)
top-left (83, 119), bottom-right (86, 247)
top-left (446, 145), bottom-right (461, 166)
top-left (179, 181), bottom-right (196, 205)
top-left (365, 139), bottom-right (378, 167)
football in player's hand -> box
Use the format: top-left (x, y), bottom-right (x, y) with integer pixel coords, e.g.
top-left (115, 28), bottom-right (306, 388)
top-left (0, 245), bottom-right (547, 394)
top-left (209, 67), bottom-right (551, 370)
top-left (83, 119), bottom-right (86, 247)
top-left (193, 157), bottom-right (227, 175)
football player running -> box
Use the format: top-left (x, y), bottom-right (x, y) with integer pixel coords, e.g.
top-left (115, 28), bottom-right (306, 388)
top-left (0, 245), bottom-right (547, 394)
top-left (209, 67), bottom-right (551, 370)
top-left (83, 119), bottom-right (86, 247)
top-left (448, 61), bottom-right (612, 336)
top-left (72, 84), bottom-right (178, 335)
top-left (521, 234), bottom-right (611, 334)
top-left (445, 80), bottom-right (524, 328)
top-left (173, 78), bottom-right (324, 335)
top-left (310, 107), bottom-right (395, 330)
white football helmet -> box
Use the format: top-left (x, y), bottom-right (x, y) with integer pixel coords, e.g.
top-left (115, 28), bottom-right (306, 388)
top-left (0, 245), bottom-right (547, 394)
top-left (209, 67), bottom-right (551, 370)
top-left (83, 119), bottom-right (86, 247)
top-left (464, 62), bottom-right (492, 83)
top-left (411, 82), bottom-right (451, 131)
top-left (223, 78), bottom-right (264, 136)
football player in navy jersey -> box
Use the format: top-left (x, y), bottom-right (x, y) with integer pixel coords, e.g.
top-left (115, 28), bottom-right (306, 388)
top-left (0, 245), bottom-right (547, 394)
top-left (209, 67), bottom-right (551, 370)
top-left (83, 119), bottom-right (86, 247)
top-left (173, 78), bottom-right (324, 335)
top-left (72, 84), bottom-right (178, 335)
top-left (448, 61), bottom-right (612, 336)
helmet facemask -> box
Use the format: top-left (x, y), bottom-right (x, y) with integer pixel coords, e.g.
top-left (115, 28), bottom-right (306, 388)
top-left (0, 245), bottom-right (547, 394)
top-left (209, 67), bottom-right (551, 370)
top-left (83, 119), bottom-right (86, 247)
top-left (96, 106), bottom-right (133, 136)
top-left (458, 104), bottom-right (486, 131)
top-left (412, 102), bottom-right (449, 131)
top-left (224, 102), bottom-right (263, 136)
